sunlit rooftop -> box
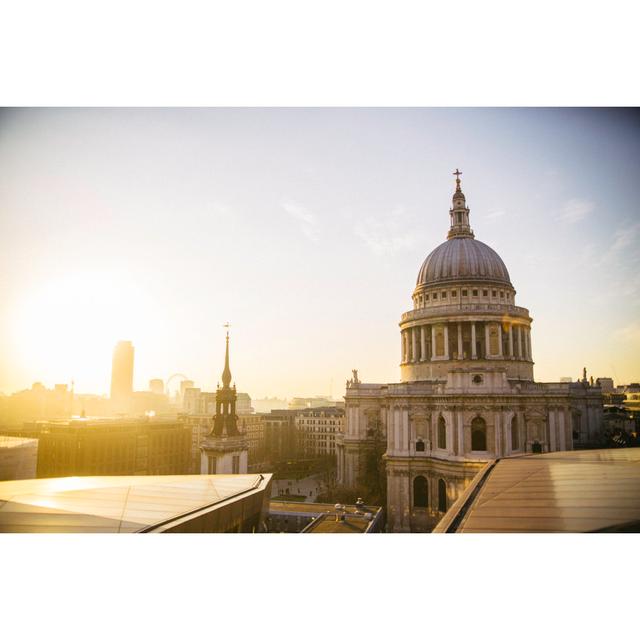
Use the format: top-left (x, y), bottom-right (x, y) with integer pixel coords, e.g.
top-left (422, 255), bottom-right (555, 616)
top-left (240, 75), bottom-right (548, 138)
top-left (435, 448), bottom-right (640, 533)
top-left (0, 473), bottom-right (272, 533)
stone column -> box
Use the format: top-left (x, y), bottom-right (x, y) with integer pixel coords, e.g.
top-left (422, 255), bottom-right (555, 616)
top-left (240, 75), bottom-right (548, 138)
top-left (498, 324), bottom-right (503, 357)
top-left (457, 322), bottom-right (463, 359)
top-left (558, 409), bottom-right (566, 450)
top-left (401, 331), bottom-right (406, 363)
top-left (485, 324), bottom-right (491, 357)
top-left (411, 328), bottom-right (417, 363)
top-left (517, 325), bottom-right (523, 360)
top-left (444, 324), bottom-right (449, 360)
top-left (393, 407), bottom-right (400, 455)
top-left (527, 329), bottom-right (532, 361)
top-left (508, 324), bottom-right (514, 358)
top-left (402, 407), bottom-right (409, 453)
top-left (549, 409), bottom-right (557, 452)
top-left (431, 324), bottom-right (437, 360)
top-left (420, 325), bottom-right (426, 361)
top-left (471, 322), bottom-right (477, 359)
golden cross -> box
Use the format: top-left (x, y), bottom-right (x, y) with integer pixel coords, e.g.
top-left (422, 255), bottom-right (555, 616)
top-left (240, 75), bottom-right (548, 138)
top-left (223, 321), bottom-right (231, 337)
top-left (453, 168), bottom-right (462, 179)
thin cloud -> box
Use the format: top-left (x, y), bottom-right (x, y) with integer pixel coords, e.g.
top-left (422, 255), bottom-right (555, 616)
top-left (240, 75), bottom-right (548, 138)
top-left (559, 198), bottom-right (595, 223)
top-left (484, 209), bottom-right (507, 220)
top-left (282, 198), bottom-right (319, 241)
top-left (614, 322), bottom-right (640, 347)
top-left (355, 205), bottom-right (415, 257)
top-left (595, 221), bottom-right (640, 269)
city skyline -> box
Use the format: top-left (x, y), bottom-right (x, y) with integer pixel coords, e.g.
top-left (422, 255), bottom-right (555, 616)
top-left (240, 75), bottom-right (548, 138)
top-left (1, 108), bottom-right (639, 398)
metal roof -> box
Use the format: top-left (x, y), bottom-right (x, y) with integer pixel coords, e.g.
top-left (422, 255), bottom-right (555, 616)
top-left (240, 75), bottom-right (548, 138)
top-left (435, 448), bottom-right (640, 533)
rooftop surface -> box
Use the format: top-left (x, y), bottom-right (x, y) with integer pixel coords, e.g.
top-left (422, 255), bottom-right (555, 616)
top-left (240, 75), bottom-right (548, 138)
top-left (0, 473), bottom-right (271, 533)
top-left (301, 512), bottom-right (377, 533)
top-left (435, 448), bottom-right (640, 533)
top-left (0, 436), bottom-right (38, 449)
top-left (269, 501), bottom-right (381, 516)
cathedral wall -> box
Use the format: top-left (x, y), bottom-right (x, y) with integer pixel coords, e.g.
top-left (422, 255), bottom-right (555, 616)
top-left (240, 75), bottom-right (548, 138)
top-left (386, 457), bottom-right (486, 532)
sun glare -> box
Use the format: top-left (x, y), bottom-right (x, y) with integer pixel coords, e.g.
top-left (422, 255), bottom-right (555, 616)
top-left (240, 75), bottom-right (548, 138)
top-left (10, 270), bottom-right (149, 390)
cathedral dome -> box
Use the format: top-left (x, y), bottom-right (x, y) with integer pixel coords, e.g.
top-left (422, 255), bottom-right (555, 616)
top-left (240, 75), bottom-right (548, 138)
top-left (416, 236), bottom-right (511, 287)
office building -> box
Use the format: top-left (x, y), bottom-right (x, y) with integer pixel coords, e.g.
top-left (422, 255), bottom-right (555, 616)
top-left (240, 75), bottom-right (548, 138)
top-left (110, 341), bottom-right (134, 414)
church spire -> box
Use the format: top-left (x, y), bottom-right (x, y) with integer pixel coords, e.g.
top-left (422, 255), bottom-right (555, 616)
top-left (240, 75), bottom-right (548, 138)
top-left (447, 168), bottom-right (474, 239)
top-left (221, 324), bottom-right (232, 388)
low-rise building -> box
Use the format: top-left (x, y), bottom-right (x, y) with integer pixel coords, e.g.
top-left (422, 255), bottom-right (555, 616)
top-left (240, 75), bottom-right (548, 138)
top-left (0, 436), bottom-right (38, 480)
top-left (267, 499), bottom-right (383, 533)
top-left (264, 410), bottom-right (299, 463)
top-left (239, 414), bottom-right (266, 470)
top-left (14, 418), bottom-right (192, 478)
top-left (296, 406), bottom-right (344, 458)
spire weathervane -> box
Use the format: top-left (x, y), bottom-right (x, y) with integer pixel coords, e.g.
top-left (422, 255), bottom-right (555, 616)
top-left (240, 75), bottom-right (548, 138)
top-left (453, 168), bottom-right (462, 191)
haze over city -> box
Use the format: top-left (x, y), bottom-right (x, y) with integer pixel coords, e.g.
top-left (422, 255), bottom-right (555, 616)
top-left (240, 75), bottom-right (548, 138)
top-left (1, 107), bottom-right (639, 398)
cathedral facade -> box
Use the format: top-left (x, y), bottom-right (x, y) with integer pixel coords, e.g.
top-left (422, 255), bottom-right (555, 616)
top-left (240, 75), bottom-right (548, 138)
top-left (336, 172), bottom-right (603, 532)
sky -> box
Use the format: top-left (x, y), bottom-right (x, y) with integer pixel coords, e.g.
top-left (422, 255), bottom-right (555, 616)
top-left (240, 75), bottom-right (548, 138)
top-left (0, 108), bottom-right (639, 398)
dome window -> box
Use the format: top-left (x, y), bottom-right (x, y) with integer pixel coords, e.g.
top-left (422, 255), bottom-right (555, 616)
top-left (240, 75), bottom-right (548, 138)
top-left (500, 291), bottom-right (504, 298)
top-left (483, 289), bottom-right (488, 297)
top-left (442, 291), bottom-right (447, 299)
top-left (433, 292), bottom-right (438, 299)
top-left (462, 289), bottom-right (468, 297)
top-left (451, 290), bottom-right (457, 298)
top-left (425, 294), bottom-right (429, 301)
top-left (472, 289), bottom-right (478, 297)
top-left (492, 290), bottom-right (497, 297)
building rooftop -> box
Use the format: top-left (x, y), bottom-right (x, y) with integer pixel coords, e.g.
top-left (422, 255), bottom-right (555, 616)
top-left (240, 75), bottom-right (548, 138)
top-left (0, 436), bottom-right (38, 449)
top-left (434, 448), bottom-right (640, 533)
top-left (0, 473), bottom-right (272, 533)
top-left (301, 512), bottom-right (378, 533)
top-left (269, 500), bottom-right (383, 533)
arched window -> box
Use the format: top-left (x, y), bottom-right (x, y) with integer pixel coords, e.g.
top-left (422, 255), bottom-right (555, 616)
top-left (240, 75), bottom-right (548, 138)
top-left (438, 478), bottom-right (447, 512)
top-left (511, 415), bottom-right (519, 450)
top-left (437, 415), bottom-right (447, 449)
top-left (415, 440), bottom-right (425, 452)
top-left (413, 476), bottom-right (428, 508)
top-left (471, 417), bottom-right (487, 451)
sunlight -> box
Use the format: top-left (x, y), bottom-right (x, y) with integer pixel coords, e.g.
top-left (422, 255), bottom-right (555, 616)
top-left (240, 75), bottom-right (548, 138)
top-left (9, 270), bottom-right (149, 388)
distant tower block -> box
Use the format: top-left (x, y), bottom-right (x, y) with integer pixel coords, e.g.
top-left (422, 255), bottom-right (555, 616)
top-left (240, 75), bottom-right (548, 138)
top-left (149, 379), bottom-right (164, 395)
top-left (180, 379), bottom-right (195, 398)
top-left (110, 341), bottom-right (134, 414)
top-left (200, 328), bottom-right (248, 475)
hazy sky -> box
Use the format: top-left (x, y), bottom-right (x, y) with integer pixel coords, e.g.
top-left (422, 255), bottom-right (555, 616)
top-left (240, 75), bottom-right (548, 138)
top-left (1, 108), bottom-right (639, 398)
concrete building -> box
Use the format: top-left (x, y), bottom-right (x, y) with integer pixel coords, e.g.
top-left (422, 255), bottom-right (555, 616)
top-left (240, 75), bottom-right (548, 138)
top-left (288, 396), bottom-right (336, 410)
top-left (236, 392), bottom-right (253, 414)
top-left (252, 397), bottom-right (288, 413)
top-left (21, 418), bottom-right (191, 478)
top-left (337, 171), bottom-right (604, 532)
top-left (110, 341), bottom-right (134, 414)
top-left (149, 379), bottom-right (165, 395)
top-left (296, 407), bottom-right (344, 457)
top-left (264, 410), bottom-right (299, 463)
top-left (239, 413), bottom-right (266, 470)
top-left (200, 332), bottom-right (248, 475)
top-left (267, 499), bottom-right (383, 533)
top-left (0, 474), bottom-right (273, 533)
top-left (0, 382), bottom-right (73, 425)
top-left (0, 436), bottom-right (38, 480)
